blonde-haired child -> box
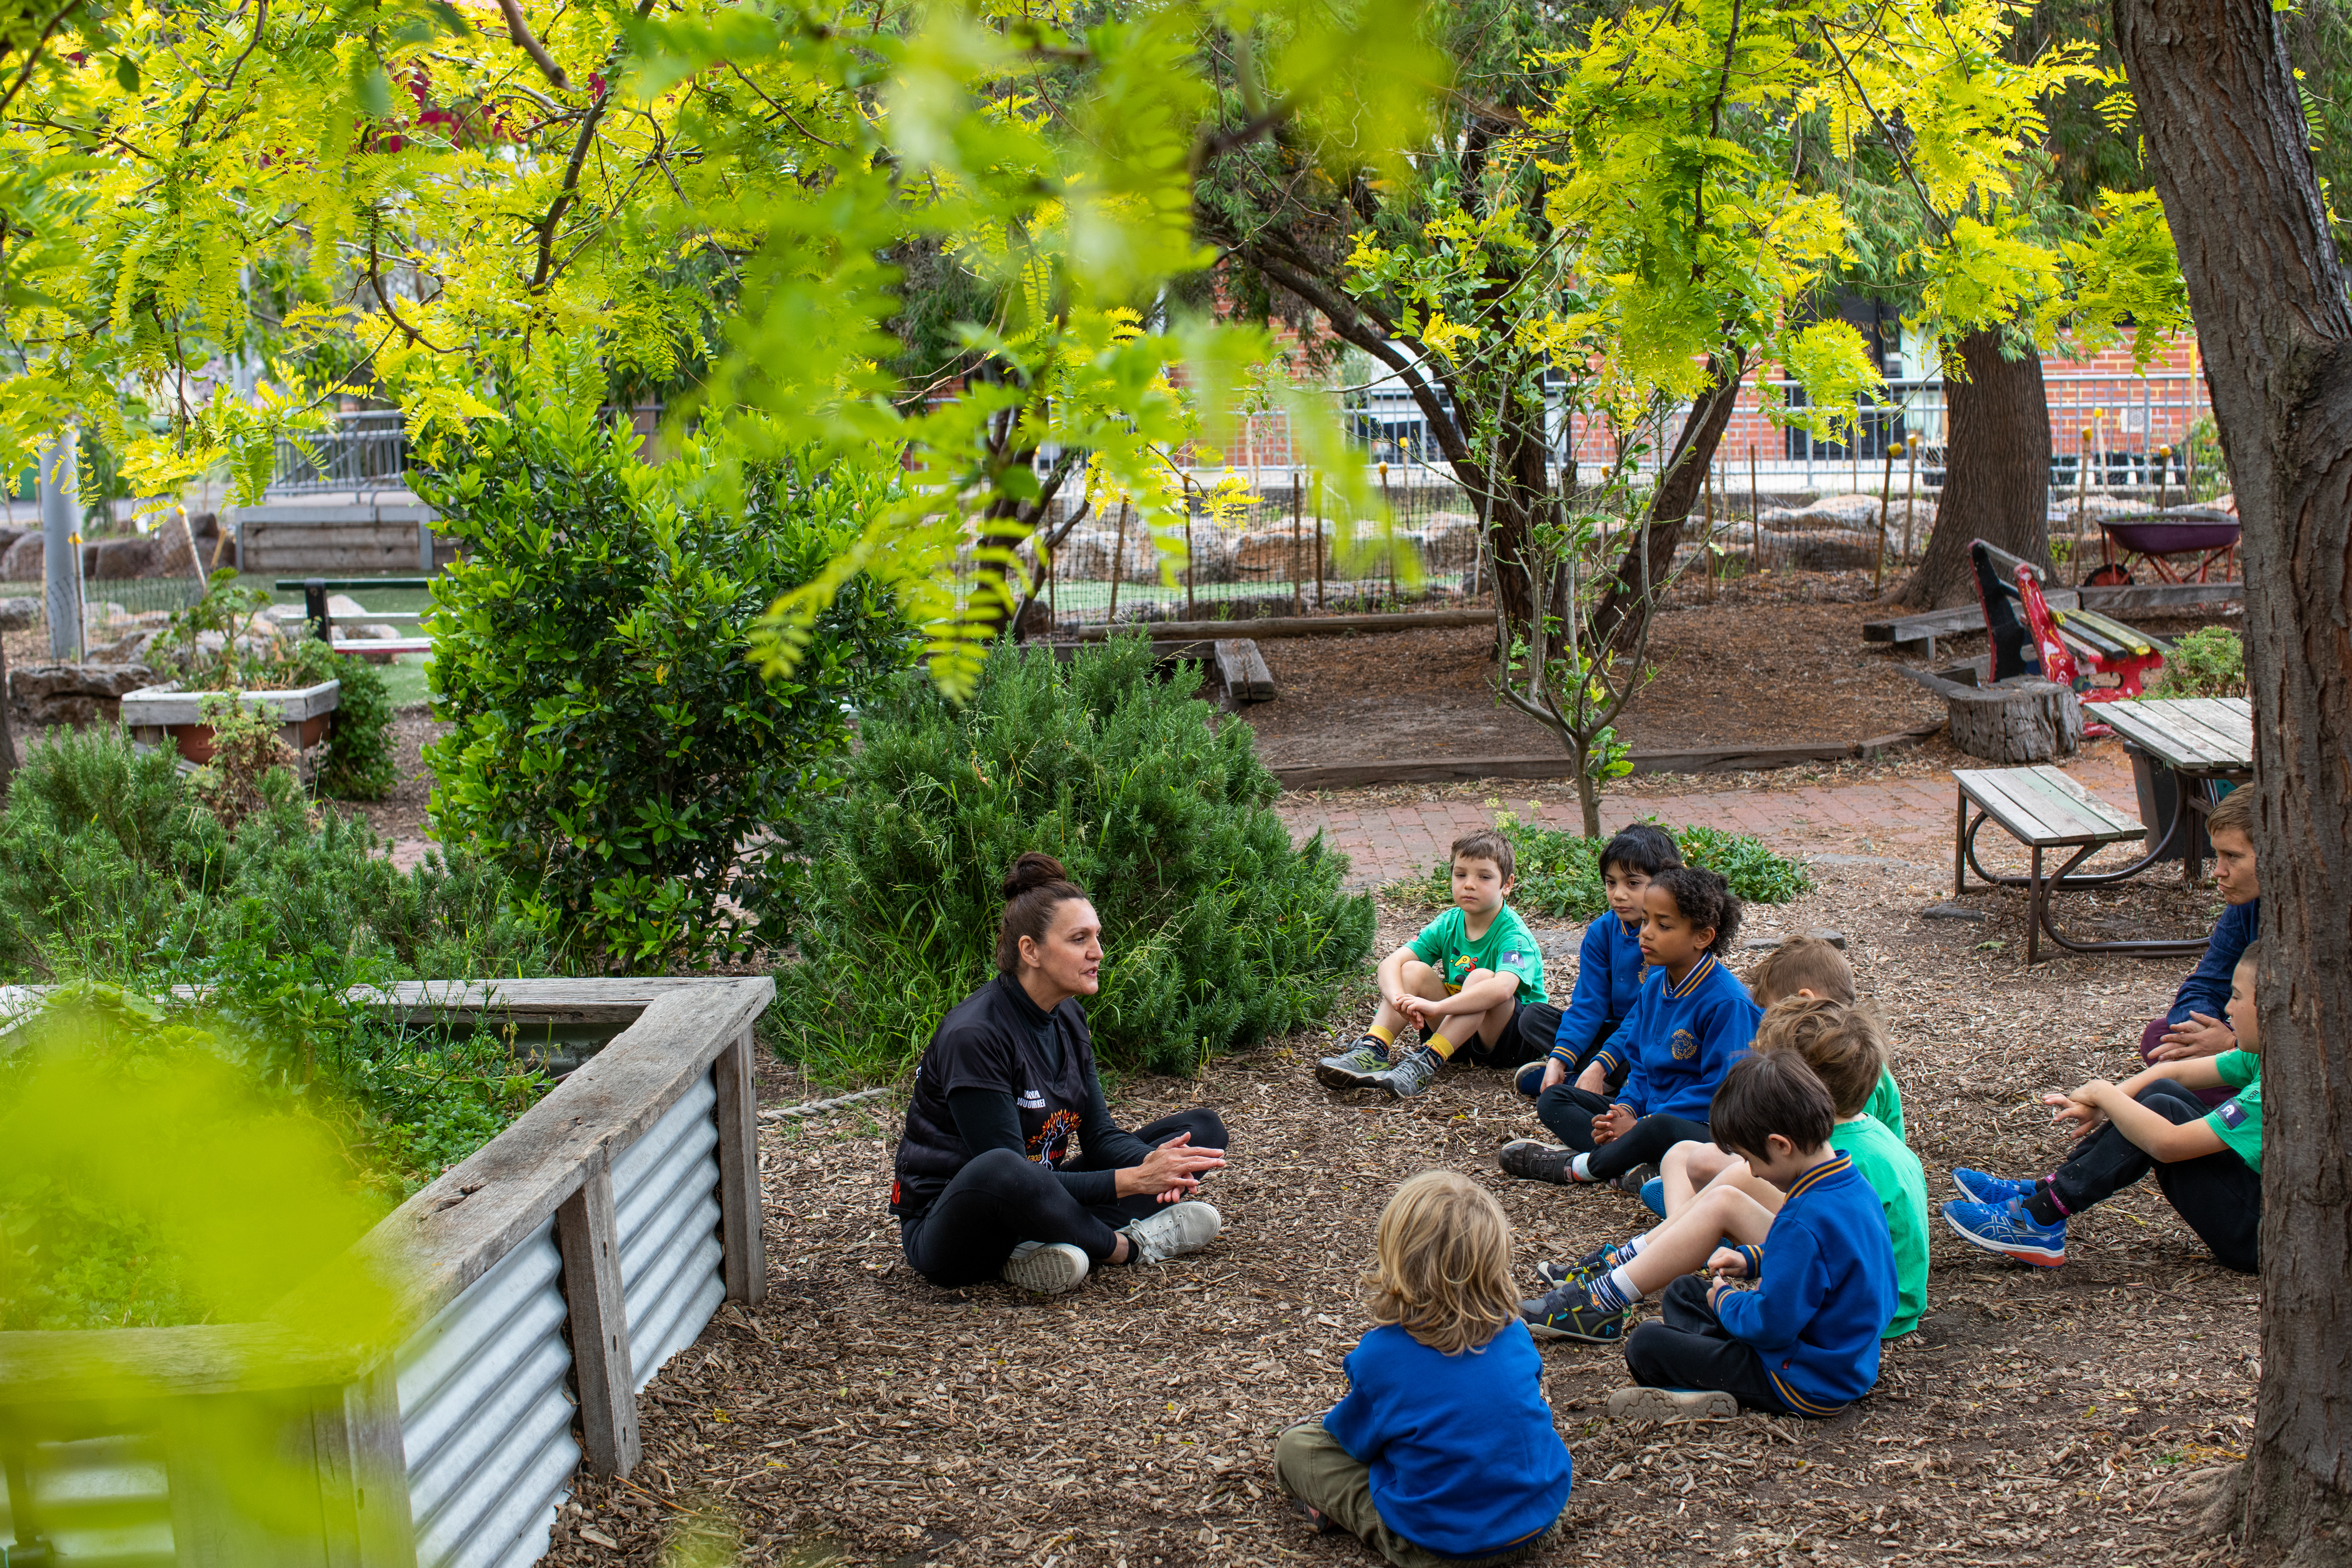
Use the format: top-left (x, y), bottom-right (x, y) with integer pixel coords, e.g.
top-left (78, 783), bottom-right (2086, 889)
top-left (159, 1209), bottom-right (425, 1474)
top-left (1275, 1171), bottom-right (1573, 1567)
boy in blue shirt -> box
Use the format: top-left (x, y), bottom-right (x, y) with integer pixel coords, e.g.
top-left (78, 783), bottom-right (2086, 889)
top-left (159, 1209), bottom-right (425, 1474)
top-left (1510, 824), bottom-right (1679, 1099)
top-left (1275, 1170), bottom-right (1573, 1566)
top-left (1500, 868), bottom-right (1762, 1190)
top-left (2135, 786), bottom-right (2258, 1106)
top-left (1610, 1051), bottom-right (1899, 1422)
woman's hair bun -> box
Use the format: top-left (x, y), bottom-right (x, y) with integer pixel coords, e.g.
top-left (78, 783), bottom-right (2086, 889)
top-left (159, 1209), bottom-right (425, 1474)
top-left (1002, 851), bottom-right (1072, 902)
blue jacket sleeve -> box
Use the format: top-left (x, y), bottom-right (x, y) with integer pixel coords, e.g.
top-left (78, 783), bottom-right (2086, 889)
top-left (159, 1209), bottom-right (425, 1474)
top-left (1716, 1222), bottom-right (1829, 1352)
top-left (1321, 1340), bottom-right (1389, 1462)
top-left (1694, 993), bottom-right (1759, 1098)
top-left (1551, 917), bottom-right (1616, 1059)
top-left (2170, 899), bottom-right (2258, 1027)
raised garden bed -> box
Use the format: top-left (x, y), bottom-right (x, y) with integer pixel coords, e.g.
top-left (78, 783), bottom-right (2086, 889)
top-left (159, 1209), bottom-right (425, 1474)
top-left (120, 678), bottom-right (341, 764)
top-left (0, 976), bottom-right (772, 1568)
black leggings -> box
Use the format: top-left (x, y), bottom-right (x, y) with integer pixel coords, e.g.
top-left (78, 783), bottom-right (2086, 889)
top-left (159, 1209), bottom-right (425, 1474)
top-left (1624, 1276), bottom-right (1815, 1417)
top-left (2042, 1081), bottom-right (2260, 1273)
top-left (899, 1109), bottom-right (1229, 1288)
top-left (1534, 1093), bottom-right (1711, 1180)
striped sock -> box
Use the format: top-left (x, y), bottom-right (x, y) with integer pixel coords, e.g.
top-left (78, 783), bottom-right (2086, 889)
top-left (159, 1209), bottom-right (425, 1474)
top-left (1586, 1266), bottom-right (1641, 1313)
top-left (1605, 1233), bottom-right (1650, 1269)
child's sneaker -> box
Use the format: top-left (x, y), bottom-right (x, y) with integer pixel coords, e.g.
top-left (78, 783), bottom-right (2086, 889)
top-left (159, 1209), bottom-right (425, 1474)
top-left (1942, 1197), bottom-right (2066, 1266)
top-left (1513, 1059), bottom-right (1550, 1098)
top-left (1951, 1168), bottom-right (2039, 1206)
top-left (1611, 1162), bottom-right (1660, 1195)
top-left (1518, 1282), bottom-right (1629, 1344)
top-left (1315, 1037), bottom-right (1391, 1089)
top-left (1607, 1386), bottom-right (1737, 1423)
top-left (1533, 1249), bottom-right (1614, 1290)
top-left (1498, 1138), bottom-right (1577, 1184)
top-left (1001, 1241), bottom-right (1090, 1294)
top-left (1372, 1045), bottom-right (1442, 1099)
top-left (1120, 1201), bottom-right (1224, 1265)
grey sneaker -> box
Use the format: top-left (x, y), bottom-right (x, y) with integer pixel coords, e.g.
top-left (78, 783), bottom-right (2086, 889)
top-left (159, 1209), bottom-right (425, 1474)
top-left (1315, 1038), bottom-right (1391, 1090)
top-left (1120, 1201), bottom-right (1224, 1265)
top-left (1535, 1242), bottom-right (1621, 1289)
top-left (1372, 1045), bottom-right (1442, 1099)
top-left (1612, 1162), bottom-right (1660, 1194)
top-left (1499, 1138), bottom-right (1578, 1184)
top-left (1606, 1386), bottom-right (1737, 1422)
top-left (1001, 1241), bottom-right (1090, 1295)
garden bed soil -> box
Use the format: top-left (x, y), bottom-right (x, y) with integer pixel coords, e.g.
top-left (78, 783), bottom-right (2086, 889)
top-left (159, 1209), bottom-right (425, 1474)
top-left (542, 855), bottom-right (2256, 1568)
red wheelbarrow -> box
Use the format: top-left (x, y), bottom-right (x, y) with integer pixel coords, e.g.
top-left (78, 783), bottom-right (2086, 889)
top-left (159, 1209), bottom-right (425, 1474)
top-left (2090, 508), bottom-right (2241, 584)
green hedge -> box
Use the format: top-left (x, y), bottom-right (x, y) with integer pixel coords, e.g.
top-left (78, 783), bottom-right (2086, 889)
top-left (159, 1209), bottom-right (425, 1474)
top-left (1390, 813), bottom-right (1811, 920)
top-left (766, 637), bottom-right (1375, 1079)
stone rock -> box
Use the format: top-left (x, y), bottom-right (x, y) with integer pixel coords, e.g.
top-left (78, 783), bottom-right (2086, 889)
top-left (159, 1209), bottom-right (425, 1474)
top-left (87, 627), bottom-right (163, 664)
top-left (87, 535), bottom-right (159, 579)
top-left (0, 596), bottom-right (35, 632)
top-left (1775, 526), bottom-right (1885, 572)
top-left (1, 533), bottom-right (39, 582)
top-left (0, 526), bottom-right (24, 558)
top-left (1921, 902), bottom-right (1991, 923)
top-left (10, 661), bottom-right (158, 726)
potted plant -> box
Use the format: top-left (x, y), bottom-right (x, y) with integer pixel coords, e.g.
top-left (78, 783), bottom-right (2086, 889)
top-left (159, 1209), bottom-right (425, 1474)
top-left (120, 570), bottom-right (341, 764)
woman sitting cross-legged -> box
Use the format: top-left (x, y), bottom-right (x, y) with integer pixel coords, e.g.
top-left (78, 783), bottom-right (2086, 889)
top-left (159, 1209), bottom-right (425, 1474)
top-left (890, 852), bottom-right (1231, 1295)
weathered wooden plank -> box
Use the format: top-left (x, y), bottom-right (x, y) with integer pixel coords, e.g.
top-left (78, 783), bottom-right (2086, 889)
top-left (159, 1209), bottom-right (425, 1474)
top-left (1072, 608), bottom-right (1491, 642)
top-left (1960, 766), bottom-right (2141, 845)
top-left (712, 1027), bottom-right (766, 1307)
top-left (2010, 766), bottom-right (2143, 837)
top-left (1272, 724), bottom-right (1946, 791)
top-left (555, 1157), bottom-right (640, 1476)
top-left (0, 1324), bottom-right (359, 1405)
top-left (2077, 580), bottom-right (2244, 612)
top-left (1213, 638), bottom-right (1277, 702)
top-left (313, 1356), bottom-right (415, 1568)
top-left (2169, 697), bottom-right (2256, 764)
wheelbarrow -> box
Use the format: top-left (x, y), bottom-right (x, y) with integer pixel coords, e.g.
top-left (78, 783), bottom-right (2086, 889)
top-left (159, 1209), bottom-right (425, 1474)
top-left (2087, 508), bottom-right (2241, 585)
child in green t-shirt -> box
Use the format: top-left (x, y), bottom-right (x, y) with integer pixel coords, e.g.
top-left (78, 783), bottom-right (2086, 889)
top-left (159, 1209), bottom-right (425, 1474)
top-left (1519, 998), bottom-right (1926, 1346)
top-left (1945, 945), bottom-right (2265, 1274)
top-left (1317, 828), bottom-right (1547, 1101)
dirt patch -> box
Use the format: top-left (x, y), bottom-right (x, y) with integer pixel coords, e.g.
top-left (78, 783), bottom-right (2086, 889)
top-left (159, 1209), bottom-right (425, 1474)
top-left (539, 857), bottom-right (2256, 1568)
top-left (1236, 577), bottom-right (1948, 769)
top-left (343, 711), bottom-right (447, 843)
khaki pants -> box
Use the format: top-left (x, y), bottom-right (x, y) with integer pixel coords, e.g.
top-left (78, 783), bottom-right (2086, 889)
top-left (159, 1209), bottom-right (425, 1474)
top-left (1271, 1424), bottom-right (1563, 1568)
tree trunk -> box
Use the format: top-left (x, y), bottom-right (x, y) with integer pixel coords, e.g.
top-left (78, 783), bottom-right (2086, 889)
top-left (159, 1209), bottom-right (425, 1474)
top-left (1900, 331), bottom-right (2053, 608)
top-left (1590, 350), bottom-right (1748, 651)
top-left (2114, 2), bottom-right (2352, 1559)
top-left (1484, 395), bottom-right (1552, 641)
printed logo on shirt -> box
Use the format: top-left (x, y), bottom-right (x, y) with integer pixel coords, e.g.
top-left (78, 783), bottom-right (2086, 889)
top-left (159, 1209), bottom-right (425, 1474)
top-left (2217, 1098), bottom-right (2248, 1128)
top-left (1502, 949), bottom-right (1524, 965)
top-left (1027, 1108), bottom-right (1081, 1168)
top-left (1669, 1027), bottom-right (1700, 1060)
top-left (1015, 1088), bottom-right (1049, 1110)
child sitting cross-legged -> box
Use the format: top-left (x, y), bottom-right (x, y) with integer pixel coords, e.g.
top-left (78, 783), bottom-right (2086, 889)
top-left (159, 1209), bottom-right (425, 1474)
top-left (1497, 868), bottom-right (1761, 1192)
top-left (2135, 785), bottom-right (2259, 1106)
top-left (1943, 943), bottom-right (2265, 1273)
top-left (1509, 824), bottom-right (1682, 1101)
top-left (1597, 1051), bottom-right (1899, 1421)
top-left (1518, 999), bottom-right (1927, 1352)
top-left (1744, 935), bottom-right (1904, 1138)
top-left (1274, 1171), bottom-right (1574, 1568)
top-left (1317, 829), bottom-right (1547, 1100)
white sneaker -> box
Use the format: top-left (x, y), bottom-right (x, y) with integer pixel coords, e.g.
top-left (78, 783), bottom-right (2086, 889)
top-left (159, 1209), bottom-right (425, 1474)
top-left (1606, 1386), bottom-right (1737, 1423)
top-left (1001, 1241), bottom-right (1091, 1294)
top-left (1119, 1202), bottom-right (1224, 1265)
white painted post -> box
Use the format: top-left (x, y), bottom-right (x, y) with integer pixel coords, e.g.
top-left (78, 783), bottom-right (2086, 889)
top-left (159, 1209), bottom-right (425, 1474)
top-left (37, 431), bottom-right (78, 658)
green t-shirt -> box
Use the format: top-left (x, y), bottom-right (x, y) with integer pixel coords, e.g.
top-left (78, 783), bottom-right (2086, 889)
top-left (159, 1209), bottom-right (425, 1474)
top-left (1862, 1068), bottom-right (1906, 1143)
top-left (2204, 1049), bottom-right (2264, 1171)
top-left (1406, 905), bottom-right (1546, 1005)
top-left (1830, 1113), bottom-right (1928, 1340)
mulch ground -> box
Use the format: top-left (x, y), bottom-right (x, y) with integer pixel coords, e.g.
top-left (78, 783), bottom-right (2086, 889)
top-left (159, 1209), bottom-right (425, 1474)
top-left (540, 860), bottom-right (2257, 1568)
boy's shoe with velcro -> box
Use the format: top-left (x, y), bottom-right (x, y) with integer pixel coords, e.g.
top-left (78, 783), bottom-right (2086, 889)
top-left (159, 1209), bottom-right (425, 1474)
top-left (1513, 1059), bottom-right (1551, 1098)
top-left (1372, 1045), bottom-right (1442, 1099)
top-left (1942, 1197), bottom-right (2066, 1267)
top-left (1518, 1282), bottom-right (1629, 1344)
top-left (1315, 1037), bottom-right (1391, 1090)
top-left (1607, 1386), bottom-right (1737, 1423)
top-left (1499, 1138), bottom-right (1577, 1184)
top-left (1951, 1168), bottom-right (2039, 1206)
top-left (1001, 1241), bottom-right (1090, 1295)
top-left (1534, 1250), bottom-right (1613, 1290)
top-left (1120, 1201), bottom-right (1224, 1265)
top-left (1611, 1162), bottom-right (1660, 1194)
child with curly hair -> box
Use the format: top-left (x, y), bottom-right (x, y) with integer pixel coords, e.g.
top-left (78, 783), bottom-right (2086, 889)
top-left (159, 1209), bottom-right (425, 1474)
top-left (1275, 1171), bottom-right (1573, 1567)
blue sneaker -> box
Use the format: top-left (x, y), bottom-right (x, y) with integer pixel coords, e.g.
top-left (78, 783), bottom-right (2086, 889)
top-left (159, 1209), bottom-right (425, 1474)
top-left (1942, 1198), bottom-right (2066, 1267)
top-left (1513, 1059), bottom-right (1549, 1098)
top-left (1951, 1168), bottom-right (2038, 1206)
top-left (1639, 1177), bottom-right (1667, 1218)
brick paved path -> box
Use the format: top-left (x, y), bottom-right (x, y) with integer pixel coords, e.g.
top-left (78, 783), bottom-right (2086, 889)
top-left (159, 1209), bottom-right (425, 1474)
top-left (1280, 746), bottom-right (2142, 888)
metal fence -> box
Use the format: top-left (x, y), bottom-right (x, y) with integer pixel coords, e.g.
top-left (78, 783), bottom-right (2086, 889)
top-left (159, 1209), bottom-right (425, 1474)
top-left (272, 410), bottom-right (412, 496)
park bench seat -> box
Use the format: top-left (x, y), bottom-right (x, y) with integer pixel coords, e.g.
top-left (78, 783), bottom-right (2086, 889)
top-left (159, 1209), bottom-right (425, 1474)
top-left (1972, 539), bottom-right (2170, 700)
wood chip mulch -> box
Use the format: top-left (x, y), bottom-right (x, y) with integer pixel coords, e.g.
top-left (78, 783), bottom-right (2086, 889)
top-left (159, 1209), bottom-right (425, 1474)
top-left (542, 862), bottom-right (2257, 1568)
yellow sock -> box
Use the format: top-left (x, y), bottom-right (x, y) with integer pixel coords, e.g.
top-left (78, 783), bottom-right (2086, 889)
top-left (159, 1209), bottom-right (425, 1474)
top-left (1427, 1034), bottom-right (1460, 1059)
top-left (1367, 1022), bottom-right (1396, 1046)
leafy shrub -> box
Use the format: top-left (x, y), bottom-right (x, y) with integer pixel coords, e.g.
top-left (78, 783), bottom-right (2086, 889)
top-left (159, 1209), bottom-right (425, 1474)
top-left (415, 397), bottom-right (910, 970)
top-left (769, 637), bottom-right (1374, 1079)
top-left (281, 636), bottom-right (399, 801)
top-left (2146, 626), bottom-right (2245, 699)
top-left (1390, 813), bottom-right (1811, 920)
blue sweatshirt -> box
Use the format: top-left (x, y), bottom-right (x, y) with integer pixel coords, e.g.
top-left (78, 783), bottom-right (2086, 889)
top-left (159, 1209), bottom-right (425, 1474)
top-left (1549, 912), bottom-right (1648, 1064)
top-left (1322, 1321), bottom-right (1573, 1558)
top-left (2169, 898), bottom-right (2259, 1028)
top-left (1718, 1154), bottom-right (1899, 1415)
top-left (1597, 954), bottom-right (1762, 1122)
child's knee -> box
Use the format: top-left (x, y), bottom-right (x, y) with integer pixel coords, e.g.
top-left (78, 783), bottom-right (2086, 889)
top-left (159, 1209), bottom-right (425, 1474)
top-left (1399, 959), bottom-right (1446, 995)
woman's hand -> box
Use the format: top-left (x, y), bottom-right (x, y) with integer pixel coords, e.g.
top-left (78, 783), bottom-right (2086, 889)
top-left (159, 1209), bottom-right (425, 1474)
top-left (1591, 1104), bottom-right (1636, 1145)
top-left (1118, 1132), bottom-right (1227, 1203)
top-left (2152, 1012), bottom-right (2233, 1060)
top-left (2045, 1083), bottom-right (2111, 1138)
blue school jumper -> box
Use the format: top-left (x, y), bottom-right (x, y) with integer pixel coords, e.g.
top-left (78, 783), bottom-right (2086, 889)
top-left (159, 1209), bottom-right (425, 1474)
top-left (1718, 1154), bottom-right (1899, 1414)
top-left (1597, 955), bottom-right (1762, 1122)
top-left (2169, 898), bottom-right (2259, 1028)
top-left (1548, 912), bottom-right (1647, 1064)
top-left (1322, 1321), bottom-right (1573, 1558)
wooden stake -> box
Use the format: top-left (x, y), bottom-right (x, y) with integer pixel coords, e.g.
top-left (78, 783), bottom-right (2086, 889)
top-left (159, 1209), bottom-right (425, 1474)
top-left (1379, 462), bottom-right (1394, 609)
top-left (1901, 435), bottom-right (1921, 563)
top-left (1107, 494), bottom-right (1130, 626)
top-left (1701, 464), bottom-right (1718, 602)
top-left (1290, 471), bottom-right (1304, 615)
top-left (1314, 473), bottom-right (1325, 610)
top-left (1749, 444), bottom-right (1762, 577)
top-left (1183, 477), bottom-right (1196, 618)
top-left (1874, 440), bottom-right (1896, 594)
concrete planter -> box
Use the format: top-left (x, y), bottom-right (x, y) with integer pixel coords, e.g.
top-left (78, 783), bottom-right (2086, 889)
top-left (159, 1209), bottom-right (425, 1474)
top-left (121, 678), bottom-right (340, 764)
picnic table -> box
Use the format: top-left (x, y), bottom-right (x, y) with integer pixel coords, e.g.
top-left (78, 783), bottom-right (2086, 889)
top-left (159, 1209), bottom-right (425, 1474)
top-left (2098, 696), bottom-right (2255, 881)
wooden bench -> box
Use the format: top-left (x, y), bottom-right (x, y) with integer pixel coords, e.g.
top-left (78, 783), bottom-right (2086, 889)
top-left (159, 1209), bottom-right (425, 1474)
top-left (1953, 764), bottom-right (2205, 963)
top-left (1971, 540), bottom-right (2171, 700)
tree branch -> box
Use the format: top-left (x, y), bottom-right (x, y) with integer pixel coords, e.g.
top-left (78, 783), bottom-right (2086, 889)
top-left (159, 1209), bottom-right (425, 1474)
top-left (497, 0), bottom-right (572, 90)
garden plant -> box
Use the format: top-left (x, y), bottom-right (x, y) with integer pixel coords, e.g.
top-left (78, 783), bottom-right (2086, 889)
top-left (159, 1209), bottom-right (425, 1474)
top-left (1397, 816), bottom-right (1809, 921)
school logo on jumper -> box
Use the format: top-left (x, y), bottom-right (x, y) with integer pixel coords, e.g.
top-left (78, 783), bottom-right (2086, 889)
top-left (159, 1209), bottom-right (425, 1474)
top-left (1669, 1027), bottom-right (1700, 1060)
top-left (2217, 1099), bottom-right (2248, 1128)
top-left (1027, 1108), bottom-right (1081, 1168)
